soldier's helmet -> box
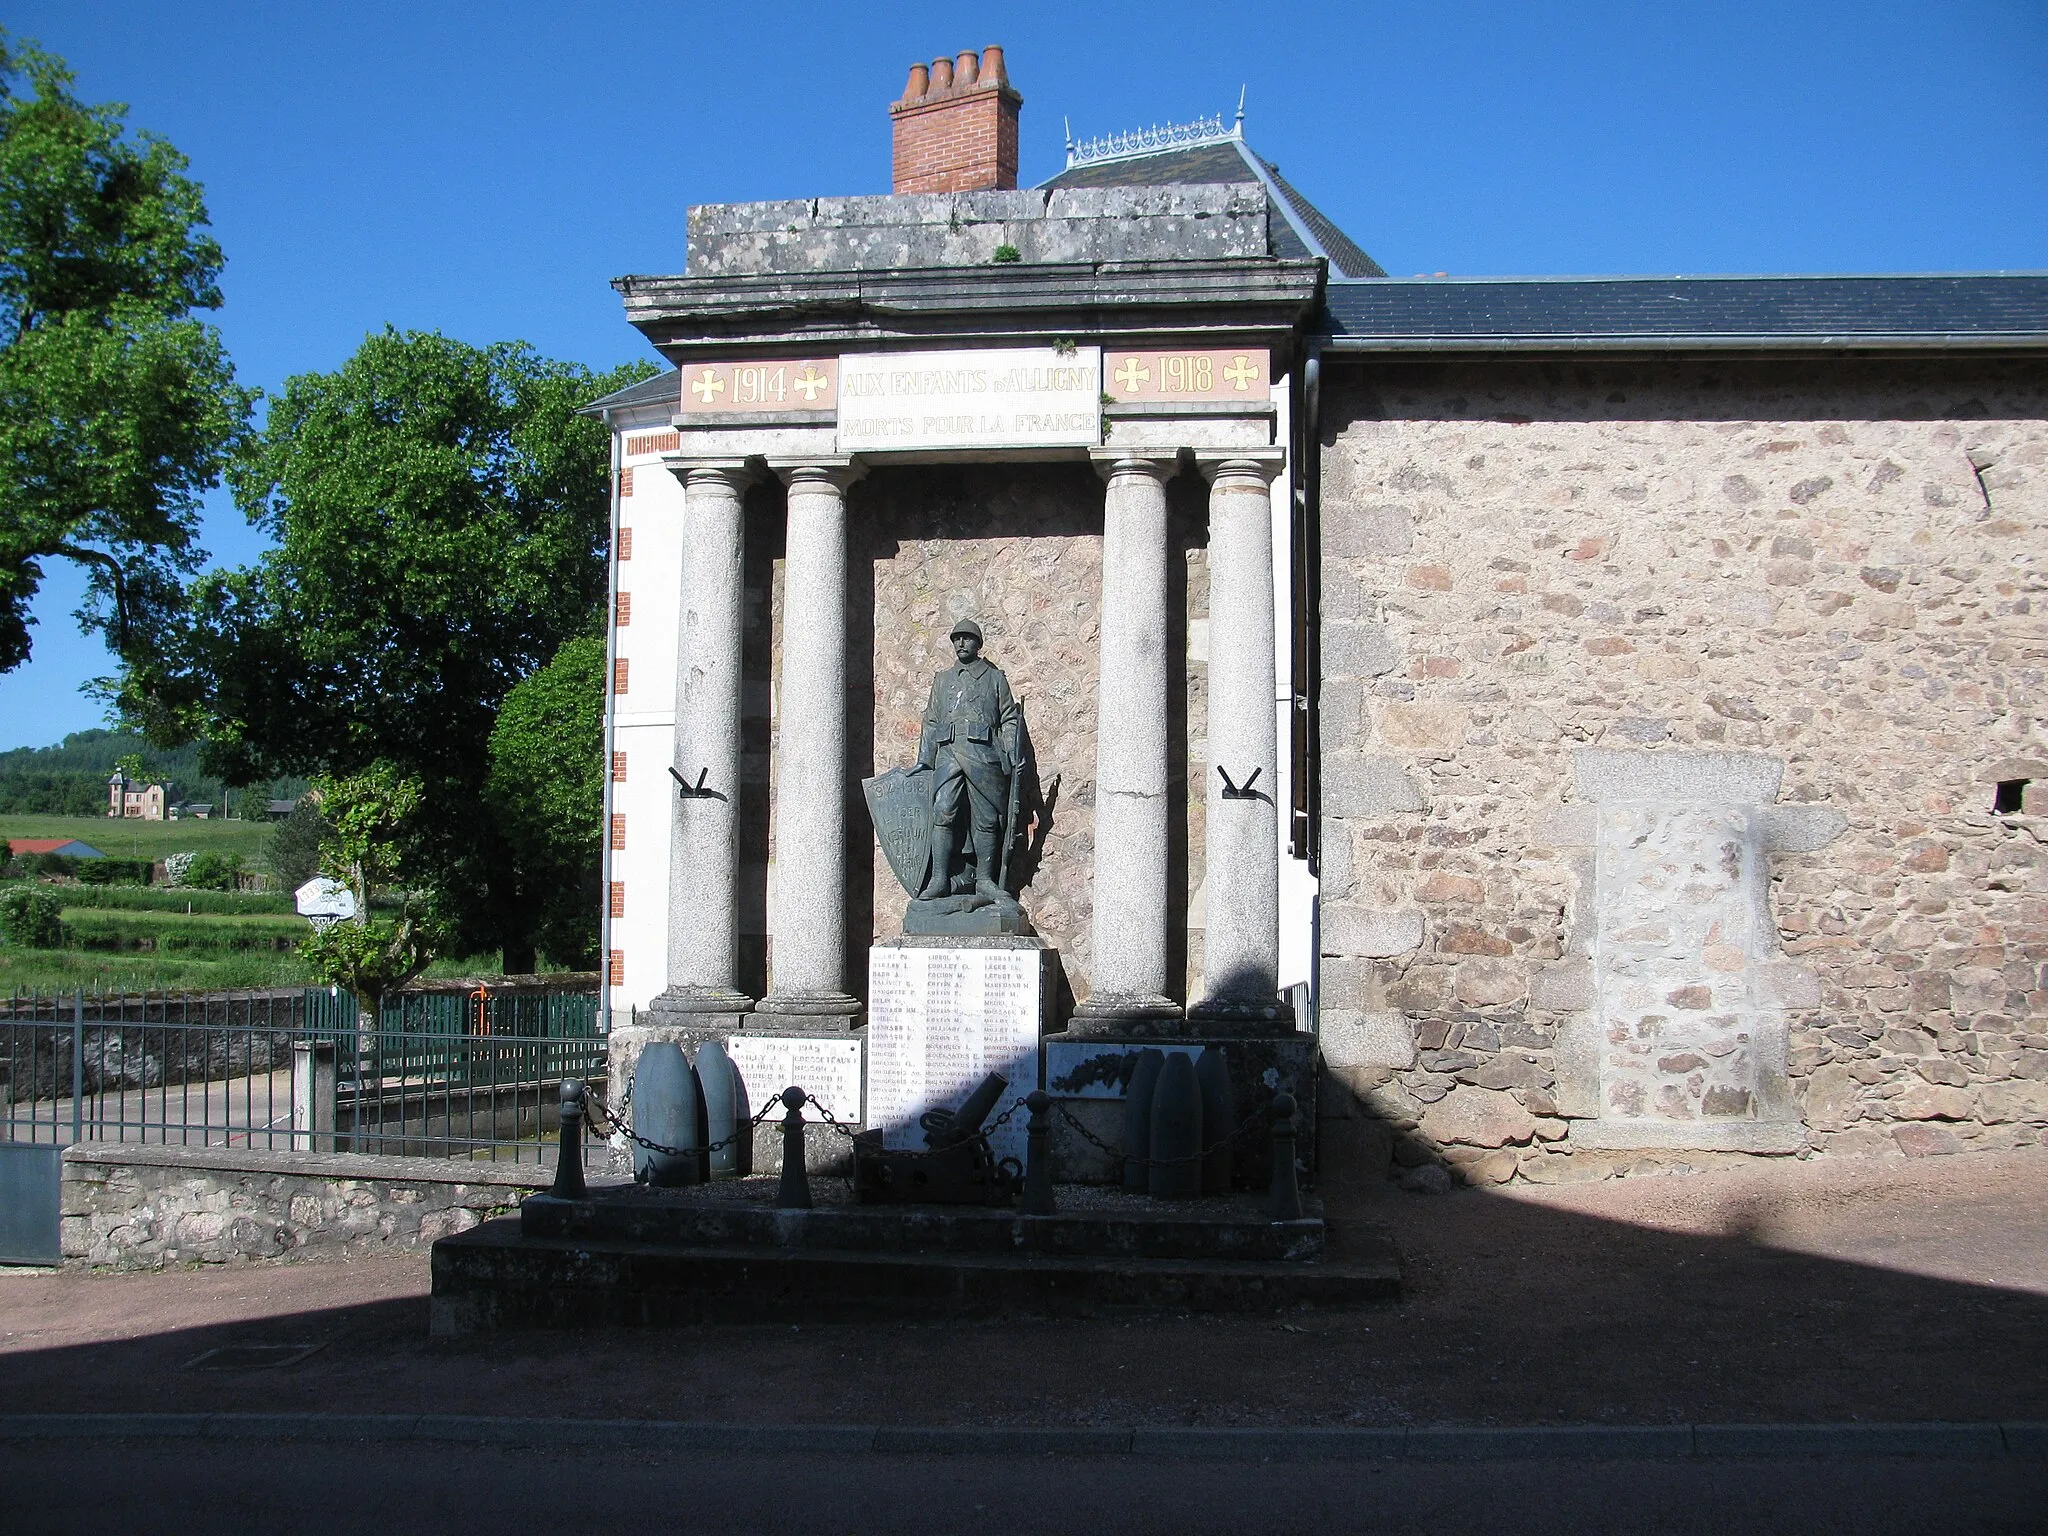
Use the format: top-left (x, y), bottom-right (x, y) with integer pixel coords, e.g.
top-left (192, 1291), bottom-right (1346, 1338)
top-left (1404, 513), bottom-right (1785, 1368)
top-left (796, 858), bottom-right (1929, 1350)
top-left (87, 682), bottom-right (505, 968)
top-left (949, 617), bottom-right (984, 643)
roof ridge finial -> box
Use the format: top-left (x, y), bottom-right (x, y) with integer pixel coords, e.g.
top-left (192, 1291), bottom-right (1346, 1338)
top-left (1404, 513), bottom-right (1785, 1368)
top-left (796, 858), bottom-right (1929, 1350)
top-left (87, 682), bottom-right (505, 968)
top-left (1234, 85), bottom-right (1246, 137)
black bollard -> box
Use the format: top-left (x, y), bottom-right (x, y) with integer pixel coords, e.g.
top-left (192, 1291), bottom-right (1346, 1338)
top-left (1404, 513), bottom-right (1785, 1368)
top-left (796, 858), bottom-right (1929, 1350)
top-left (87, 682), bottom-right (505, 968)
top-left (1149, 1052), bottom-right (1204, 1199)
top-left (550, 1078), bottom-right (587, 1199)
top-left (1267, 1092), bottom-right (1303, 1220)
top-left (1196, 1047), bottom-right (1234, 1196)
top-left (776, 1086), bottom-right (812, 1210)
top-left (1021, 1090), bottom-right (1055, 1216)
top-left (1121, 1048), bottom-right (1166, 1193)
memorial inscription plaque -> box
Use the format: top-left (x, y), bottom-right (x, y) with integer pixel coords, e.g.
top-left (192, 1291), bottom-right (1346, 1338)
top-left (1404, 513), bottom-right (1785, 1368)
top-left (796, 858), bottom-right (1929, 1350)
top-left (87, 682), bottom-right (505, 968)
top-left (725, 1035), bottom-right (863, 1125)
top-left (866, 941), bottom-right (1046, 1167)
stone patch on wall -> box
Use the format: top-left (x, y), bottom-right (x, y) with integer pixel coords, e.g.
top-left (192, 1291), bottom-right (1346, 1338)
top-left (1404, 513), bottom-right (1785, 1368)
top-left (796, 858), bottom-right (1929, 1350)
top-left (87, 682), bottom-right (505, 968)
top-left (61, 1144), bottom-right (543, 1269)
top-left (1316, 358), bottom-right (2048, 1183)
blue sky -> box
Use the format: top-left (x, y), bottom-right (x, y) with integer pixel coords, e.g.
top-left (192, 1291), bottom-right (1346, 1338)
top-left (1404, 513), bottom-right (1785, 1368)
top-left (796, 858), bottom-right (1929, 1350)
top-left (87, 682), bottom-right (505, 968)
top-left (4, 0), bottom-right (2044, 751)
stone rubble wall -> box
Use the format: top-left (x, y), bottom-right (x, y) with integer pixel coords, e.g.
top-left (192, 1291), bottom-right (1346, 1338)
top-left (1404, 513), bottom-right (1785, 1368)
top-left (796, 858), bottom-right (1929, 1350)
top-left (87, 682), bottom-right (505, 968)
top-left (686, 186), bottom-right (1271, 277)
top-left (60, 1144), bottom-right (545, 1270)
top-left (1315, 357), bottom-right (2048, 1185)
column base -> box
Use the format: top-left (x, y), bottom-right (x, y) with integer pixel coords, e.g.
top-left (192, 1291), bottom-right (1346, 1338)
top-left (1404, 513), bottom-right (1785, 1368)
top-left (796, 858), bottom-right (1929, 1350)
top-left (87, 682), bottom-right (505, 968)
top-left (1066, 993), bottom-right (1182, 1038)
top-left (753, 991), bottom-right (863, 1027)
top-left (644, 985), bottom-right (753, 1025)
top-left (1186, 994), bottom-right (1297, 1037)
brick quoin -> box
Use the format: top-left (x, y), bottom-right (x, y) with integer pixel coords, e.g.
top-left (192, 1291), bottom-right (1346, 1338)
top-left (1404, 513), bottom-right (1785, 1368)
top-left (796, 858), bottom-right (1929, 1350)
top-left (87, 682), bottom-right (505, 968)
top-left (890, 45), bottom-right (1020, 194)
top-left (616, 527), bottom-right (632, 561)
top-left (612, 657), bottom-right (629, 694)
top-left (609, 814), bottom-right (626, 851)
top-left (607, 950), bottom-right (625, 986)
top-left (615, 591), bottom-right (631, 626)
top-left (609, 881), bottom-right (625, 919)
top-left (611, 751), bottom-right (627, 782)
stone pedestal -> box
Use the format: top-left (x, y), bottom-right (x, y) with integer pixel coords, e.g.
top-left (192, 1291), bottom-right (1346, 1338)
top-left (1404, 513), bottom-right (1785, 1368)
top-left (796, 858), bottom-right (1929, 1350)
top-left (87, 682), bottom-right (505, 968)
top-left (605, 1011), bottom-right (864, 1177)
top-left (867, 936), bottom-right (1050, 1169)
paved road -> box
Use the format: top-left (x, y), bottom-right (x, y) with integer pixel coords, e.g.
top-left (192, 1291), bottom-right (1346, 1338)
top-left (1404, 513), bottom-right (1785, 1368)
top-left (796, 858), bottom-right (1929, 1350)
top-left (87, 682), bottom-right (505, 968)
top-left (3, 1439), bottom-right (2040, 1535)
top-left (2, 1067), bottom-right (297, 1147)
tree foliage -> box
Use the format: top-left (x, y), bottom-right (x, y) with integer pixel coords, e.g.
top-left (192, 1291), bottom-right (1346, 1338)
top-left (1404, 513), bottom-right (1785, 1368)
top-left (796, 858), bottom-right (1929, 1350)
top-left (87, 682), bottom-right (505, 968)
top-left (486, 633), bottom-right (606, 969)
top-left (266, 796), bottom-right (327, 892)
top-left (298, 763), bottom-right (443, 1010)
top-left (124, 328), bottom-right (652, 971)
top-left (0, 31), bottom-right (254, 672)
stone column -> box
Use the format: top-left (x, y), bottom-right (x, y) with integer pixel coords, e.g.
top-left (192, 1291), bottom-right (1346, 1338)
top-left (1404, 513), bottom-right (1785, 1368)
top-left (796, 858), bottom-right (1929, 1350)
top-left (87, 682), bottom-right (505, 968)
top-left (1072, 454), bottom-right (1179, 1031)
top-left (1191, 454), bottom-right (1291, 1027)
top-left (758, 461), bottom-right (862, 1020)
top-left (649, 460), bottom-right (753, 1022)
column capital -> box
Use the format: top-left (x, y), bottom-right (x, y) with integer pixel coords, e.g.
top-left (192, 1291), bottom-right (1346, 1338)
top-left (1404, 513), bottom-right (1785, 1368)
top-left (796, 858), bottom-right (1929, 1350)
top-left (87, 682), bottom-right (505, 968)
top-left (767, 456), bottom-right (866, 489)
top-left (1195, 449), bottom-right (1285, 486)
top-left (664, 457), bottom-right (755, 492)
top-left (1088, 450), bottom-right (1177, 484)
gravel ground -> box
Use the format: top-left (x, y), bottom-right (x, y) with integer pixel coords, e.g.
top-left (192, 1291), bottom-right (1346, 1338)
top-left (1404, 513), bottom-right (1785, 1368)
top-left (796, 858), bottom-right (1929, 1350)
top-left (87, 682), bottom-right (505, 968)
top-left (4, 1148), bottom-right (2045, 1428)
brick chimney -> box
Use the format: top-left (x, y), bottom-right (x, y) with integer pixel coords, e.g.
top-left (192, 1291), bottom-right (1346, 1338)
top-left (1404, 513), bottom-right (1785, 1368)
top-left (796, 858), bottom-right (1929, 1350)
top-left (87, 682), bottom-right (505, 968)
top-left (889, 45), bottom-right (1021, 194)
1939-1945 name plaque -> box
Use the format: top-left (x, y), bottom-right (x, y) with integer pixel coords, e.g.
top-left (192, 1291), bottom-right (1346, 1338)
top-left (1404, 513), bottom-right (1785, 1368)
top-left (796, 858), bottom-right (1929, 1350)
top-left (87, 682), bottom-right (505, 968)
top-left (866, 942), bottom-right (1046, 1167)
top-left (837, 347), bottom-right (1101, 453)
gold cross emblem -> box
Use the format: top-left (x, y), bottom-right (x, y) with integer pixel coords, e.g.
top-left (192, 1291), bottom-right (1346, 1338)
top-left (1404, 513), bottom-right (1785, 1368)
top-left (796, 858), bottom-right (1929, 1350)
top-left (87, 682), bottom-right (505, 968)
top-left (792, 366), bottom-right (829, 402)
top-left (1223, 354), bottom-right (1260, 390)
top-left (1113, 357), bottom-right (1150, 394)
top-left (690, 368), bottom-right (726, 404)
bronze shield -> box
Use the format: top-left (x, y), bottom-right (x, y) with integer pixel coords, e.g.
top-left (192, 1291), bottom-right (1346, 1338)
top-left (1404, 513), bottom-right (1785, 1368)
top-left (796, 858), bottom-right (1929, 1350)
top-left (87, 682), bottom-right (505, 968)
top-left (862, 767), bottom-right (933, 897)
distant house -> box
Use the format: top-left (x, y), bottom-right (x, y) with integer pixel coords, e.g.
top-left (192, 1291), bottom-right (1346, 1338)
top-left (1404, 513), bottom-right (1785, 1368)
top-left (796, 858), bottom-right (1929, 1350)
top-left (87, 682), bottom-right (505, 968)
top-left (173, 803), bottom-right (214, 820)
top-left (107, 771), bottom-right (168, 821)
top-left (9, 837), bottom-right (105, 860)
top-left (265, 799), bottom-right (299, 820)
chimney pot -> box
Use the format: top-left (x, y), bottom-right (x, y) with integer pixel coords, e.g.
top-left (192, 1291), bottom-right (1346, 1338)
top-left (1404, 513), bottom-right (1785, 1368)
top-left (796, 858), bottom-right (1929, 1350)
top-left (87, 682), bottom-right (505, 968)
top-left (891, 44), bottom-right (1021, 194)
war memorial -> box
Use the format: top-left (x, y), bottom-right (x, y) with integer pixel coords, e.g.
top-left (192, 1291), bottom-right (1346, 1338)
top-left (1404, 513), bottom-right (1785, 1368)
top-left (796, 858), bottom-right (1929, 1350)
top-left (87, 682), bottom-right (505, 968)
top-left (430, 45), bottom-right (2048, 1329)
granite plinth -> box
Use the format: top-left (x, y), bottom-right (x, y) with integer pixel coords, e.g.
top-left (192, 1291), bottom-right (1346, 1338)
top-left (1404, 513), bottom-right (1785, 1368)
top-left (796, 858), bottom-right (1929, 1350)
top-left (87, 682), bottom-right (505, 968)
top-left (428, 1183), bottom-right (1399, 1332)
top-left (520, 1179), bottom-right (1325, 1261)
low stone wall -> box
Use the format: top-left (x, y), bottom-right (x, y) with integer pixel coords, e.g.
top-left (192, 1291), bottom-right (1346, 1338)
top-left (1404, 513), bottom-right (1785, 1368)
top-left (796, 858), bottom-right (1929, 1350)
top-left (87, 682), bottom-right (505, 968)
top-left (60, 1143), bottom-right (549, 1270)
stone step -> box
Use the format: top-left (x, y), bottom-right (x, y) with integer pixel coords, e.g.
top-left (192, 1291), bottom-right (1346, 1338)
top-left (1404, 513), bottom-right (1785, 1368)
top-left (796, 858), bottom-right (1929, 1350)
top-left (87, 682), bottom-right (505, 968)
top-left (428, 1219), bottom-right (1401, 1335)
top-left (520, 1181), bottom-right (1326, 1262)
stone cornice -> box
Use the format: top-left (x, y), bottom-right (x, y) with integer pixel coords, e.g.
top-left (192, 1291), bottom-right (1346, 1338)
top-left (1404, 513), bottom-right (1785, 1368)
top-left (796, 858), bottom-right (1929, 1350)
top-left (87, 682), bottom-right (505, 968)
top-left (613, 259), bottom-right (1324, 360)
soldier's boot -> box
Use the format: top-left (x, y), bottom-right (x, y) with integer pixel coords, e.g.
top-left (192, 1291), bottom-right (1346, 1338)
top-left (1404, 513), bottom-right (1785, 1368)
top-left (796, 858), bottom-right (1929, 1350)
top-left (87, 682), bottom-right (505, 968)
top-left (972, 825), bottom-right (1006, 902)
top-left (919, 827), bottom-right (956, 900)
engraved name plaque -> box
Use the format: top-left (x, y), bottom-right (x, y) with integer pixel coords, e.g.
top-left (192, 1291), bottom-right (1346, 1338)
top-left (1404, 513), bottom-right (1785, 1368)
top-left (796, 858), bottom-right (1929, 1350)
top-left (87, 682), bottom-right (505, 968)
top-left (866, 942), bottom-right (1046, 1167)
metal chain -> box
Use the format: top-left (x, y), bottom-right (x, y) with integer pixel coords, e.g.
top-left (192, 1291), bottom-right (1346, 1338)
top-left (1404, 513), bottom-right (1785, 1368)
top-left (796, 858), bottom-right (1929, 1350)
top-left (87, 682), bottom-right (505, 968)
top-left (806, 1091), bottom-right (1029, 1162)
top-left (1052, 1099), bottom-right (1272, 1169)
top-left (582, 1075), bottom-right (781, 1162)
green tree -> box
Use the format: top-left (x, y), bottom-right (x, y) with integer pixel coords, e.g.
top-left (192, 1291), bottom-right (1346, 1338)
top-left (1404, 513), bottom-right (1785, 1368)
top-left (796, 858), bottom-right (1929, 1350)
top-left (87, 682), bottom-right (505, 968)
top-left (297, 762), bottom-right (443, 1013)
top-left (0, 31), bottom-right (254, 672)
top-left (124, 329), bottom-right (652, 972)
top-left (486, 632), bottom-right (606, 970)
top-left (267, 796), bottom-right (327, 892)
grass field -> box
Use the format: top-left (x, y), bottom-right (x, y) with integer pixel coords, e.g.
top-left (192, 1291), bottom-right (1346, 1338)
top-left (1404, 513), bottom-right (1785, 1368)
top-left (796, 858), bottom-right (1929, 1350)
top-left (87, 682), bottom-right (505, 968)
top-left (49, 885), bottom-right (296, 916)
top-left (0, 942), bottom-right (517, 997)
top-left (1, 812), bottom-right (274, 862)
top-left (61, 907), bottom-right (306, 952)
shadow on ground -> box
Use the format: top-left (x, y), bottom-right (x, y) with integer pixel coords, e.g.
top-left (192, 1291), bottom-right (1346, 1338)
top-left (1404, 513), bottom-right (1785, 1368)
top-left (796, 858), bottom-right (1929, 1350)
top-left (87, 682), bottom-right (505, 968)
top-left (5, 1150), bottom-right (2048, 1429)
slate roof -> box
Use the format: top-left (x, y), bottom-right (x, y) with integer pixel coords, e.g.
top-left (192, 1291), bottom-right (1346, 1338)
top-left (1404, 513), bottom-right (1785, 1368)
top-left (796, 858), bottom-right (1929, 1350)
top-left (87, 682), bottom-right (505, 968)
top-left (581, 368), bottom-right (683, 416)
top-left (1322, 273), bottom-right (2048, 349)
top-left (1041, 139), bottom-right (1386, 278)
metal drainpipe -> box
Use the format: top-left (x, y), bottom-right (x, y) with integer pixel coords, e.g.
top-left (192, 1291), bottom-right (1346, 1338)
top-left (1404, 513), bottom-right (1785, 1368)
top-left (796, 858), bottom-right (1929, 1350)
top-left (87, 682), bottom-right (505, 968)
top-left (1301, 338), bottom-right (1323, 1035)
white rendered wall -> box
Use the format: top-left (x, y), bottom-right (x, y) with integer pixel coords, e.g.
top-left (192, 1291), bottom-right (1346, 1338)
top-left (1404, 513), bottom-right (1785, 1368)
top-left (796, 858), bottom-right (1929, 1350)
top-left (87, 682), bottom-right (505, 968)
top-left (605, 424), bottom-right (684, 1015)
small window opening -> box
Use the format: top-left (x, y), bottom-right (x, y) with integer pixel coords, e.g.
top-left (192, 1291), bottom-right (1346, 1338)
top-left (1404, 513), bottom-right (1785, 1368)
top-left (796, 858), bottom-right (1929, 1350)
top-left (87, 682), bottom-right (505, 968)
top-left (1994, 779), bottom-right (2029, 814)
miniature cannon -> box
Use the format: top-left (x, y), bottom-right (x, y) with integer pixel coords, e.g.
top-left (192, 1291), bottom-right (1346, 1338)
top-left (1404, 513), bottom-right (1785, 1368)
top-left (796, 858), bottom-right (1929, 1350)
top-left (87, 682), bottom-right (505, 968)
top-left (854, 1071), bottom-right (1021, 1206)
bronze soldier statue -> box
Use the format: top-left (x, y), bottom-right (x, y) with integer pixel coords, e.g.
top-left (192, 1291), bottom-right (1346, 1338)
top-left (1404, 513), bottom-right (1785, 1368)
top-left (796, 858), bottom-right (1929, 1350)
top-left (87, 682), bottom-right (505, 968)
top-left (915, 618), bottom-right (1021, 901)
